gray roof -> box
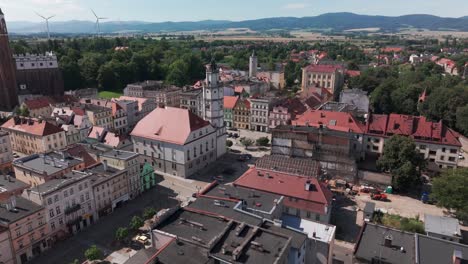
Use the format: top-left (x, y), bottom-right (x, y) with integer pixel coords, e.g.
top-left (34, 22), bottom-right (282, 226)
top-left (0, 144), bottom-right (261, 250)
top-left (29, 171), bottom-right (90, 196)
top-left (123, 247), bottom-right (157, 264)
top-left (0, 176), bottom-right (29, 194)
top-left (0, 196), bottom-right (44, 224)
top-left (13, 152), bottom-right (82, 175)
top-left (154, 240), bottom-right (213, 264)
top-left (355, 223), bottom-right (416, 264)
top-left (339, 88), bottom-right (369, 113)
top-left (424, 214), bottom-right (461, 237)
top-left (100, 149), bottom-right (139, 160)
top-left (416, 234), bottom-right (468, 264)
top-left (364, 202), bottom-right (376, 214)
top-left (261, 220), bottom-right (307, 250)
top-left (86, 163), bottom-right (125, 186)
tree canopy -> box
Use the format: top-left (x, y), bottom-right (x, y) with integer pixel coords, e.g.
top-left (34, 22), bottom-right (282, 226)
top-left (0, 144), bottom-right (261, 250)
top-left (431, 168), bottom-right (468, 221)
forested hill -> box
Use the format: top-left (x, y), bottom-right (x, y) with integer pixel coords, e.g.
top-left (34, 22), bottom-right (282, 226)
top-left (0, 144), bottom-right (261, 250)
top-left (8, 12), bottom-right (468, 34)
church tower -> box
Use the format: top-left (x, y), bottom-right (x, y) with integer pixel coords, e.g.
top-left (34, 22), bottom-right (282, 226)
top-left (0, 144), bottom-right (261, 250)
top-left (0, 8), bottom-right (19, 110)
top-left (249, 50), bottom-right (258, 78)
top-left (203, 59), bottom-right (226, 157)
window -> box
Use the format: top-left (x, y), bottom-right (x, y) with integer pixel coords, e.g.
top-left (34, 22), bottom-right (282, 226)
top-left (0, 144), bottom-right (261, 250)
top-left (51, 222), bottom-right (56, 230)
top-left (315, 214), bottom-right (320, 221)
top-left (86, 192), bottom-right (90, 200)
top-left (440, 156), bottom-right (445, 161)
top-left (49, 209), bottom-right (54, 217)
top-left (450, 149), bottom-right (458, 154)
top-left (449, 157), bottom-right (456, 162)
top-left (59, 218), bottom-right (63, 225)
top-left (69, 188), bottom-right (74, 195)
top-left (306, 211), bottom-right (311, 218)
top-left (47, 198), bottom-right (52, 205)
top-left (56, 206), bottom-right (61, 214)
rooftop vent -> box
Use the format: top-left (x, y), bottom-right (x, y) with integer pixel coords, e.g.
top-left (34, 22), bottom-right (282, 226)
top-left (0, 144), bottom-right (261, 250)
top-left (384, 234), bottom-right (393, 247)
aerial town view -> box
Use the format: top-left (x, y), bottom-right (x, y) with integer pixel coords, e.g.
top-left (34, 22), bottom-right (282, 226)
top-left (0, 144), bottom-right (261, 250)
top-left (0, 0), bottom-right (467, 263)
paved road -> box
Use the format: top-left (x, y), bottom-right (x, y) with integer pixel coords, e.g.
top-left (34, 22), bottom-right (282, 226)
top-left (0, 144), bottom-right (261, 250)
top-left (30, 184), bottom-right (179, 264)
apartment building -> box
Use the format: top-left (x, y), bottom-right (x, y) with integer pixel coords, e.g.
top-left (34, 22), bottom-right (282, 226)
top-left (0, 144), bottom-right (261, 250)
top-left (0, 131), bottom-right (13, 173)
top-left (110, 101), bottom-right (127, 134)
top-left (20, 97), bottom-right (53, 118)
top-left (269, 98), bottom-right (307, 129)
top-left (124, 80), bottom-right (182, 107)
top-left (87, 162), bottom-right (129, 217)
top-left (249, 97), bottom-right (275, 132)
top-left (223, 96), bottom-right (238, 128)
top-left (23, 171), bottom-right (97, 241)
top-left (80, 105), bottom-right (113, 130)
top-left (1, 117), bottom-right (67, 155)
top-left (179, 87), bottom-right (203, 116)
top-left (131, 107), bottom-right (217, 178)
top-left (233, 98), bottom-right (251, 130)
top-left (301, 64), bottom-right (344, 95)
top-left (99, 150), bottom-right (140, 199)
top-left (118, 96), bottom-right (157, 123)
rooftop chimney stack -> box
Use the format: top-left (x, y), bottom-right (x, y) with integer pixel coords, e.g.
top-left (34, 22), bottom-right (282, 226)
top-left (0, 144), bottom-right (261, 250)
top-left (305, 180), bottom-right (311, 191)
top-left (384, 235), bottom-right (393, 247)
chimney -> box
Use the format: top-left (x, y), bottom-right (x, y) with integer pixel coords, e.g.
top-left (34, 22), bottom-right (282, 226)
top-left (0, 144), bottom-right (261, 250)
top-left (103, 160), bottom-right (108, 171)
top-left (305, 180), bottom-right (311, 191)
top-left (10, 196), bottom-right (17, 208)
top-left (384, 235), bottom-right (393, 247)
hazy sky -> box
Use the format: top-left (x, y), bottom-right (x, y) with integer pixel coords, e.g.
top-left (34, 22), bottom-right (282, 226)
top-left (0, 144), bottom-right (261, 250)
top-left (1, 0), bottom-right (467, 22)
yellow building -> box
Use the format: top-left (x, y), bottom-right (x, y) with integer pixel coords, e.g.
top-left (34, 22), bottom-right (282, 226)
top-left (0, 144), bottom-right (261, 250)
top-left (233, 98), bottom-right (251, 130)
top-left (301, 64), bottom-right (344, 95)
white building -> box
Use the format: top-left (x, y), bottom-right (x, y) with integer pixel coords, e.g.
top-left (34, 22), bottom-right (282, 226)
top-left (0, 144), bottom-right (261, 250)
top-left (131, 107), bottom-right (218, 178)
top-left (202, 60), bottom-right (227, 158)
top-left (249, 50), bottom-right (258, 78)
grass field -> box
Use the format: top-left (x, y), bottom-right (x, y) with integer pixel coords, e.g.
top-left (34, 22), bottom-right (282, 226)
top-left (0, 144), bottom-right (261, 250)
top-left (99, 90), bottom-right (123, 99)
top-left (373, 212), bottom-right (425, 234)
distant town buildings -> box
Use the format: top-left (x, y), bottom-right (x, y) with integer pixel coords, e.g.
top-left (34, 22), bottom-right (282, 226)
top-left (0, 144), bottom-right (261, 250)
top-left (124, 80), bottom-right (182, 107)
top-left (301, 64), bottom-right (344, 95)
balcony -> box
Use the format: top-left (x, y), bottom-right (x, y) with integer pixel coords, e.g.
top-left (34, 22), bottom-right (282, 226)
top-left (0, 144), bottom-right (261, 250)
top-left (64, 204), bottom-right (81, 215)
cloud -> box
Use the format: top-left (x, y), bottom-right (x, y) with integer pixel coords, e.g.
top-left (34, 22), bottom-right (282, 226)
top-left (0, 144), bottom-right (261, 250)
top-left (283, 3), bottom-right (308, 9)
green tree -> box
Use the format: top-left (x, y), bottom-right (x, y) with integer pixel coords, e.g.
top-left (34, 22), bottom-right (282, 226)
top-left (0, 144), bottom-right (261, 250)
top-left (377, 135), bottom-right (425, 191)
top-left (115, 227), bottom-right (129, 241)
top-left (129, 215), bottom-right (144, 230)
top-left (78, 53), bottom-right (105, 87)
top-left (431, 168), bottom-right (468, 221)
top-left (166, 59), bottom-right (189, 87)
top-left (370, 78), bottom-right (395, 114)
top-left (143, 207), bottom-right (156, 219)
top-left (84, 245), bottom-right (103, 261)
top-left (456, 105), bottom-right (468, 136)
top-left (239, 137), bottom-right (254, 148)
top-left (256, 137), bottom-right (270, 146)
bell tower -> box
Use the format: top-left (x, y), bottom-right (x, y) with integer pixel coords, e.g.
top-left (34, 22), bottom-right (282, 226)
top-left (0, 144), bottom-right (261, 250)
top-left (0, 8), bottom-right (19, 110)
top-left (202, 59), bottom-right (226, 157)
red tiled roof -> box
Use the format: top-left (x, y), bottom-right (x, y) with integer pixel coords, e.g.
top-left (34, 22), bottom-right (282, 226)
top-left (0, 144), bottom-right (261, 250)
top-left (72, 107), bottom-right (85, 116)
top-left (223, 96), bottom-right (238, 109)
top-left (234, 86), bottom-right (244, 93)
top-left (381, 47), bottom-right (404, 53)
top-left (234, 167), bottom-right (333, 214)
top-left (346, 70), bottom-right (361, 77)
top-left (23, 97), bottom-right (53, 110)
top-left (63, 144), bottom-right (98, 167)
top-left (303, 64), bottom-right (343, 73)
top-left (2, 118), bottom-right (64, 137)
top-left (366, 114), bottom-right (461, 147)
top-left (293, 110), bottom-right (364, 133)
top-left (131, 107), bottom-right (212, 145)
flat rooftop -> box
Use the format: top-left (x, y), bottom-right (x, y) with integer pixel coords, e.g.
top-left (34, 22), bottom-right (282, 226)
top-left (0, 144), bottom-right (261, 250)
top-left (261, 220), bottom-right (307, 250)
top-left (152, 239), bottom-right (212, 264)
top-left (0, 176), bottom-right (29, 194)
top-left (30, 171), bottom-right (90, 196)
top-left (424, 214), bottom-right (461, 237)
top-left (281, 214), bottom-right (335, 243)
top-left (100, 149), bottom-right (139, 160)
top-left (13, 152), bottom-right (83, 175)
top-left (0, 196), bottom-right (44, 224)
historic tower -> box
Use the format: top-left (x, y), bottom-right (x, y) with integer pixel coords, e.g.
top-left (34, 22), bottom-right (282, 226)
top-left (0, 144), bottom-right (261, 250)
top-left (203, 59), bottom-right (227, 157)
top-left (249, 50), bottom-right (258, 78)
top-left (0, 8), bottom-right (19, 110)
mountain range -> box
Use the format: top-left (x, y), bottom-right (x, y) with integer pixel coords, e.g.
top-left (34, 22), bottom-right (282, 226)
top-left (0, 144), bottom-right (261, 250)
top-left (7, 12), bottom-right (468, 34)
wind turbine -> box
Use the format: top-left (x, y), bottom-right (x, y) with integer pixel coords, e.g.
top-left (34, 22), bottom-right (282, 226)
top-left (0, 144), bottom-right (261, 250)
top-left (91, 9), bottom-right (107, 37)
top-left (36, 12), bottom-right (55, 40)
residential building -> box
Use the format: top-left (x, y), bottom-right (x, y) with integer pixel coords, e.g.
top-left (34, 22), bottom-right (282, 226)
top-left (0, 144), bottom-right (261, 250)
top-left (301, 65), bottom-right (344, 95)
top-left (87, 162), bottom-right (129, 217)
top-left (234, 166), bottom-right (333, 223)
top-left (424, 214), bottom-right (461, 243)
top-left (20, 97), bottom-right (53, 118)
top-left (233, 98), bottom-right (251, 130)
top-left (1, 117), bottom-right (67, 155)
top-left (23, 171), bottom-right (97, 241)
top-left (113, 99), bottom-right (138, 128)
top-left (131, 107), bottom-right (217, 178)
top-left (118, 96), bottom-right (157, 123)
top-left (111, 101), bottom-right (127, 134)
top-left (51, 107), bottom-right (92, 144)
top-left (269, 98), bottom-right (307, 129)
top-left (249, 97), bottom-right (274, 132)
top-left (0, 9), bottom-right (19, 111)
top-left (124, 80), bottom-right (182, 107)
top-left (354, 223), bottom-right (468, 264)
top-left (436, 58), bottom-right (459, 76)
top-left (75, 105), bottom-right (113, 130)
top-left (223, 96), bottom-right (238, 128)
top-left (12, 152), bottom-right (85, 186)
top-left (14, 52), bottom-right (64, 98)
top-left (87, 126), bottom-right (132, 150)
top-left (99, 150), bottom-right (141, 199)
top-left (0, 131), bottom-right (13, 173)
top-left (0, 195), bottom-right (50, 264)
top-left (202, 61), bottom-right (227, 158)
top-left (365, 114), bottom-right (462, 169)
top-left (257, 71), bottom-right (285, 90)
top-left (179, 87), bottom-right (202, 116)
top-left (139, 163), bottom-right (156, 192)
top-left (0, 227), bottom-right (14, 264)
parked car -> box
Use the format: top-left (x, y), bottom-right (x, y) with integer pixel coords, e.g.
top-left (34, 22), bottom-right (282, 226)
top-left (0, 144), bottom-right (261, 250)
top-left (13, 153), bottom-right (19, 158)
top-left (459, 153), bottom-right (465, 160)
top-left (237, 154), bottom-right (252, 161)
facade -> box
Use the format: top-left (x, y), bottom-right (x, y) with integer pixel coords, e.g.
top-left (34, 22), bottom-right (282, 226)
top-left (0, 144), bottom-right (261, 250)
top-left (365, 114), bottom-right (462, 169)
top-left (88, 162), bottom-right (130, 217)
top-left (301, 65), bottom-right (344, 95)
top-left (202, 61), bottom-right (227, 158)
top-left (1, 117), bottom-right (67, 155)
top-left (99, 150), bottom-right (140, 199)
top-left (14, 52), bottom-right (64, 97)
top-left (179, 88), bottom-right (203, 116)
top-left (233, 98), bottom-right (251, 130)
top-left (110, 101), bottom-right (127, 134)
top-left (79, 105), bottom-right (113, 130)
top-left (12, 152), bottom-right (85, 187)
top-left (269, 98), bottom-right (307, 129)
top-left (114, 99), bottom-right (138, 128)
top-left (223, 96), bottom-right (238, 128)
top-left (249, 97), bottom-right (273, 132)
top-left (0, 9), bottom-right (19, 110)
top-left (124, 80), bottom-right (182, 107)
top-left (0, 131), bottom-right (13, 173)
top-left (249, 50), bottom-right (258, 78)
top-left (0, 227), bottom-right (14, 264)
top-left (118, 96), bottom-right (157, 123)
top-left (23, 171), bottom-right (97, 240)
top-left (140, 163), bottom-right (156, 192)
top-left (131, 107), bottom-right (218, 178)
top-left (0, 196), bottom-right (50, 264)
top-left (257, 71), bottom-right (285, 90)
top-left (20, 97), bottom-right (53, 118)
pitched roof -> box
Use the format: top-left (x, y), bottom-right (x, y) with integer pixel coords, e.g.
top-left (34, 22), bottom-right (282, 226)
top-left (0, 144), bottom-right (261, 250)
top-left (255, 155), bottom-right (320, 178)
top-left (303, 64), bottom-right (343, 73)
top-left (346, 70), bottom-right (361, 77)
top-left (292, 110), bottom-right (364, 133)
top-left (62, 144), bottom-right (98, 167)
top-left (130, 107), bottom-right (212, 145)
top-left (2, 117), bottom-right (64, 137)
top-left (223, 96), bottom-right (238, 109)
top-left (118, 96), bottom-right (151, 111)
top-left (23, 97), bottom-right (53, 110)
top-left (234, 167), bottom-right (333, 214)
top-left (234, 86), bottom-right (245, 93)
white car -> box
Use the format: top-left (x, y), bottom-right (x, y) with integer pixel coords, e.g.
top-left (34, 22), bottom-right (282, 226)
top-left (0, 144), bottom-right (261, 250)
top-left (459, 154), bottom-right (465, 160)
